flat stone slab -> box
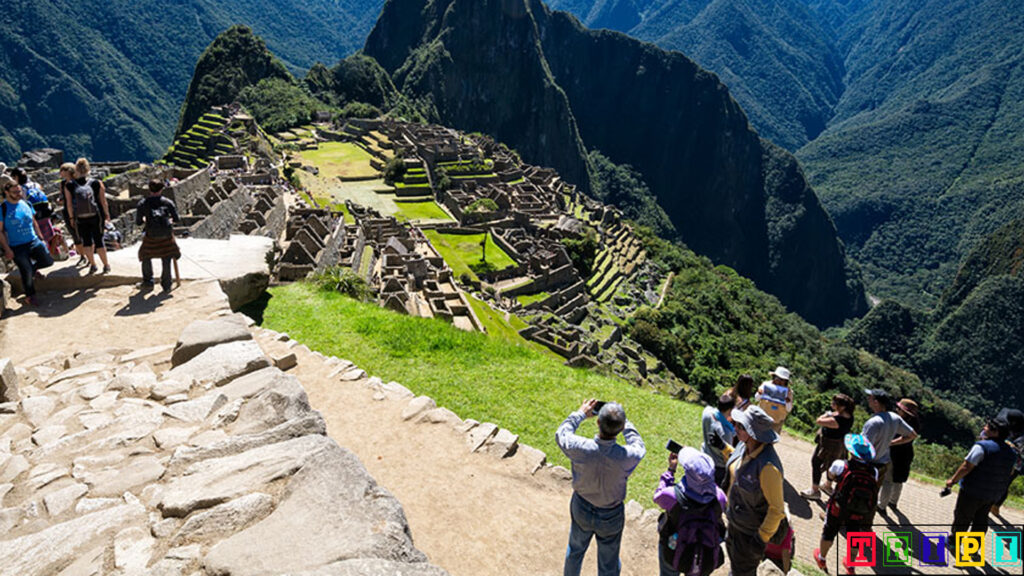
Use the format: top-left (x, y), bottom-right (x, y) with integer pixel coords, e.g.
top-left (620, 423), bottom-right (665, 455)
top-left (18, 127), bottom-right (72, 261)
top-left (165, 340), bottom-right (270, 388)
top-left (172, 315), bottom-right (253, 367)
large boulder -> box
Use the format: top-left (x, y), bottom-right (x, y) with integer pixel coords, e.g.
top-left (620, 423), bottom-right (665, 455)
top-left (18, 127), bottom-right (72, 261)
top-left (17, 148), bottom-right (63, 170)
top-left (203, 436), bottom-right (444, 575)
top-left (172, 315), bottom-right (253, 366)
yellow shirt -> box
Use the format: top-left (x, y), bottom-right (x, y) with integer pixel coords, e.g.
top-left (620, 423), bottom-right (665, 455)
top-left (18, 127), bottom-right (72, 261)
top-left (728, 442), bottom-right (786, 542)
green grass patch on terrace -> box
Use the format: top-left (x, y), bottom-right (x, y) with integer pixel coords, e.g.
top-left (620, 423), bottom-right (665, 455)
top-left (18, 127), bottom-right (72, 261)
top-left (393, 199), bottom-right (454, 222)
top-left (423, 230), bottom-right (517, 281)
top-left (255, 282), bottom-right (703, 505)
top-left (297, 141), bottom-right (378, 179)
top-left (516, 292), bottom-right (551, 306)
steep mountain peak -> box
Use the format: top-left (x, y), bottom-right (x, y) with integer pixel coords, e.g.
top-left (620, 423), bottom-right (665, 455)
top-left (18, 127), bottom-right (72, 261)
top-left (175, 26), bottom-right (294, 137)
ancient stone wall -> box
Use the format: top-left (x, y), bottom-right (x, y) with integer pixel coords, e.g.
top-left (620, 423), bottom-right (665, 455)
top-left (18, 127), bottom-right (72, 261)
top-left (189, 189), bottom-right (255, 240)
top-left (165, 167), bottom-right (212, 212)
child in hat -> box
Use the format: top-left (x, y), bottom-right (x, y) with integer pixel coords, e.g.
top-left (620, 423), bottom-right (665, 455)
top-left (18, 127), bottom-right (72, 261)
top-left (654, 447), bottom-right (726, 576)
top-left (813, 434), bottom-right (879, 575)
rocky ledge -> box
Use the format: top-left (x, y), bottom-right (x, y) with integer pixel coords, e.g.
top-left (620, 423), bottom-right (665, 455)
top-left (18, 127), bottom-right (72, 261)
top-left (0, 314), bottom-right (447, 576)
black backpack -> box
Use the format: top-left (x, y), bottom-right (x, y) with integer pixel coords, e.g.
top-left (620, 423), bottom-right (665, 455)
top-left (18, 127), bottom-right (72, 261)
top-left (144, 197), bottom-right (174, 237)
top-left (658, 497), bottom-right (725, 576)
top-left (828, 460), bottom-right (879, 520)
top-left (72, 179), bottom-right (99, 218)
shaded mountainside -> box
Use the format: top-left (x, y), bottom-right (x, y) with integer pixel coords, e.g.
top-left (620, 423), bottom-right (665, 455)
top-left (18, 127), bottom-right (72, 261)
top-left (547, 0), bottom-right (846, 151)
top-left (364, 0), bottom-right (866, 327)
top-left (0, 0), bottom-right (383, 162)
top-left (846, 217), bottom-right (1024, 416)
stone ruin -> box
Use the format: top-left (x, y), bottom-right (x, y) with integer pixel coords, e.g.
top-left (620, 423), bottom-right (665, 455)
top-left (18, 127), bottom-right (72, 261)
top-left (0, 315), bottom-right (448, 575)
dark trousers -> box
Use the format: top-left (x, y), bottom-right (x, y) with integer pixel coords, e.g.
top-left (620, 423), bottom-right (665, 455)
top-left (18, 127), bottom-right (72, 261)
top-left (996, 469), bottom-right (1019, 507)
top-left (12, 239), bottom-right (54, 296)
top-left (726, 529), bottom-right (765, 576)
top-left (951, 490), bottom-right (993, 562)
top-left (142, 257), bottom-right (173, 289)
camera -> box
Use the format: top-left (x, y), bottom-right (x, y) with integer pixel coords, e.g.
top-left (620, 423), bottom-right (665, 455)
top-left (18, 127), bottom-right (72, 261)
top-left (665, 439), bottom-right (683, 453)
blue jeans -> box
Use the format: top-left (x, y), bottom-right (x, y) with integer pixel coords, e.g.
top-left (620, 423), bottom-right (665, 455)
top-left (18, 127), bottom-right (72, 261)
top-left (564, 493), bottom-right (624, 576)
top-left (12, 239), bottom-right (54, 297)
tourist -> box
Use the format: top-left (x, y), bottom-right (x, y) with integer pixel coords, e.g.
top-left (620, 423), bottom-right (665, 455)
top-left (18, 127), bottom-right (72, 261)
top-left (701, 392), bottom-right (736, 488)
top-left (103, 222), bottom-right (123, 251)
top-left (801, 393), bottom-right (855, 500)
top-left (64, 157), bottom-right (110, 274)
top-left (729, 374), bottom-right (755, 413)
top-left (861, 389), bottom-right (917, 513)
top-left (725, 406), bottom-right (785, 576)
top-left (653, 447), bottom-right (726, 576)
top-left (992, 408), bottom-right (1024, 516)
top-left (1, 174), bottom-right (54, 306)
top-left (557, 399), bottom-right (646, 576)
top-left (946, 416), bottom-right (1016, 557)
top-left (135, 179), bottom-right (181, 291)
top-left (757, 366), bottom-right (794, 433)
top-left (58, 163), bottom-right (85, 264)
top-left (879, 398), bottom-right (920, 511)
top-left (812, 434), bottom-right (879, 575)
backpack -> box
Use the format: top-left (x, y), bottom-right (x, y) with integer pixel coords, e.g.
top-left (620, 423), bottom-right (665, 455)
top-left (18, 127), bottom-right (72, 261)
top-left (144, 197), bottom-right (174, 237)
top-left (658, 497), bottom-right (725, 576)
top-left (72, 179), bottom-right (99, 218)
top-left (828, 460), bottom-right (878, 521)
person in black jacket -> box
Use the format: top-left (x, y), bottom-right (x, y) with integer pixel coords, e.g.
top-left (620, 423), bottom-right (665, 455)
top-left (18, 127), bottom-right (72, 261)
top-left (135, 180), bottom-right (181, 291)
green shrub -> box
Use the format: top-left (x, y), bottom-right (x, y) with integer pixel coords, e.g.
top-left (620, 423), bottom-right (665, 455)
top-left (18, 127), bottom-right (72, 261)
top-left (310, 267), bottom-right (374, 301)
top-left (466, 198), bottom-right (499, 213)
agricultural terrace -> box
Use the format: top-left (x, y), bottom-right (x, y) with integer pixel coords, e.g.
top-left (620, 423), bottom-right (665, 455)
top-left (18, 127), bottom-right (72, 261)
top-left (393, 199), bottom-right (454, 223)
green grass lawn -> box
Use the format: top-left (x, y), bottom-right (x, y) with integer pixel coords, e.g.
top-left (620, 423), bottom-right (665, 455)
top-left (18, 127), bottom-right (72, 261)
top-left (423, 230), bottom-right (518, 281)
top-left (298, 141), bottom-right (378, 179)
top-left (257, 283), bottom-right (704, 505)
top-left (394, 200), bottom-right (454, 222)
top-left (516, 292), bottom-right (551, 306)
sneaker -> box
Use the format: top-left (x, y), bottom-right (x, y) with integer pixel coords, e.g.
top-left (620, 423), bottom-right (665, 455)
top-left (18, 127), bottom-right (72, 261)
top-left (23, 295), bottom-right (38, 307)
top-left (76, 255), bottom-right (87, 266)
top-left (801, 488), bottom-right (822, 500)
top-left (138, 280), bottom-right (155, 289)
top-left (821, 483), bottom-right (834, 496)
top-left (102, 265), bottom-right (110, 273)
top-left (88, 265), bottom-right (98, 274)
top-left (813, 548), bottom-right (828, 572)
top-left (842, 559), bottom-right (856, 575)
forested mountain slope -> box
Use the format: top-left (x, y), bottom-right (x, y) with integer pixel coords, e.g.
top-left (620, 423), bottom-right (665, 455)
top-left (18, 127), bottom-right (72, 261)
top-left (0, 0), bottom-right (383, 162)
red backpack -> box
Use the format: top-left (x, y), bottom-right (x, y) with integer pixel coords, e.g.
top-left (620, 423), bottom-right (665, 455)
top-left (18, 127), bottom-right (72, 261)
top-left (827, 459), bottom-right (879, 521)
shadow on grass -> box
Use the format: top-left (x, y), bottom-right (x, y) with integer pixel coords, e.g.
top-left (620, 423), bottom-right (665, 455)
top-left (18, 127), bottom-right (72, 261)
top-left (239, 291), bottom-right (273, 326)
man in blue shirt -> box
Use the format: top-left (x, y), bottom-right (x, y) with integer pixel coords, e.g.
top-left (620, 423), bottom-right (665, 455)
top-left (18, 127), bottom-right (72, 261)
top-left (1, 175), bottom-right (54, 306)
top-left (557, 399), bottom-right (646, 576)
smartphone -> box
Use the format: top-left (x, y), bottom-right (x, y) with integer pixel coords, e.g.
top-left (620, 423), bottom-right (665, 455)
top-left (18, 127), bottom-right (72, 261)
top-left (592, 401), bottom-right (606, 414)
top-left (665, 439), bottom-right (683, 453)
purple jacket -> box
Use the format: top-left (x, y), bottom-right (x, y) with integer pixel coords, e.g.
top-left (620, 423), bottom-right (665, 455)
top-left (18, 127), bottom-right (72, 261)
top-left (653, 470), bottom-right (727, 511)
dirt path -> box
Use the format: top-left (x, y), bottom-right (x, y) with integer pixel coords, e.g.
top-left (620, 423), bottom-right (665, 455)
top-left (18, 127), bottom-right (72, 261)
top-left (3, 284), bottom-right (1021, 576)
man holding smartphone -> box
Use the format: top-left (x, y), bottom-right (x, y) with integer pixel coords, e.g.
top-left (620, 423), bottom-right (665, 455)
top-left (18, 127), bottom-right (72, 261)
top-left (557, 399), bottom-right (646, 576)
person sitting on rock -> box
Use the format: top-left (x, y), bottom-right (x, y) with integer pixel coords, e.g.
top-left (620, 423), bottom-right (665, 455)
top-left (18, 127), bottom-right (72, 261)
top-left (135, 179), bottom-right (181, 291)
top-left (557, 399), bottom-right (646, 576)
top-left (756, 366), bottom-right (794, 433)
top-left (653, 446), bottom-right (726, 576)
top-left (1, 174), bottom-right (54, 307)
top-left (812, 434), bottom-right (879, 575)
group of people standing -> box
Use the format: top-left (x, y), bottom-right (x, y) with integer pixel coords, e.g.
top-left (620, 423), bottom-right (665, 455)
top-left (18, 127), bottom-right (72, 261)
top-left (555, 366), bottom-right (1024, 576)
top-left (1, 159), bottom-right (183, 305)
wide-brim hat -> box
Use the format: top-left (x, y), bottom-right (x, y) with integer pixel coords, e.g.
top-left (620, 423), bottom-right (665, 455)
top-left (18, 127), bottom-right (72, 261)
top-left (733, 406), bottom-right (779, 444)
top-left (897, 398), bottom-right (918, 416)
top-left (770, 366), bottom-right (791, 381)
top-left (845, 433), bottom-right (876, 461)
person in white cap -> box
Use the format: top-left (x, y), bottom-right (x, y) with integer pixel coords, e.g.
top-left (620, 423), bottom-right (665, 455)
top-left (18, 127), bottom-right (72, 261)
top-left (757, 366), bottom-right (794, 433)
